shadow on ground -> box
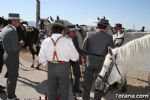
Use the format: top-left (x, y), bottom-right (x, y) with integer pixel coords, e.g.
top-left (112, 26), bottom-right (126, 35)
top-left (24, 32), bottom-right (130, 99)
top-left (102, 84), bottom-right (149, 100)
top-left (18, 76), bottom-right (48, 95)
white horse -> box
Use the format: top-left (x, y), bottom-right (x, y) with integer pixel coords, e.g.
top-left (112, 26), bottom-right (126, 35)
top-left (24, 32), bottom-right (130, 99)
top-left (113, 31), bottom-right (150, 90)
top-left (95, 34), bottom-right (150, 93)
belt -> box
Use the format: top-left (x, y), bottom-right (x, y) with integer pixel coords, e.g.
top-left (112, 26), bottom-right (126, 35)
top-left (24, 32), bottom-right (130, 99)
top-left (88, 53), bottom-right (105, 57)
top-left (48, 61), bottom-right (68, 64)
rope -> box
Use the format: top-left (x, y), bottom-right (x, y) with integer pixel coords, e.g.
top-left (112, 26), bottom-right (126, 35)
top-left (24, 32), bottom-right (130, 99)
top-left (19, 62), bottom-right (37, 71)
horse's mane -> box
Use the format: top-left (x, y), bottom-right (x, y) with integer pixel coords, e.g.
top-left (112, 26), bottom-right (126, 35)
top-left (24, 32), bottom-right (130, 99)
top-left (122, 32), bottom-right (150, 45)
top-left (116, 34), bottom-right (150, 73)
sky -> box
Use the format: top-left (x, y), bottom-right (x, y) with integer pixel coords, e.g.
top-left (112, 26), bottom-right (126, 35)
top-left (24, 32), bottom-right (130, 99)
top-left (0, 0), bottom-right (150, 30)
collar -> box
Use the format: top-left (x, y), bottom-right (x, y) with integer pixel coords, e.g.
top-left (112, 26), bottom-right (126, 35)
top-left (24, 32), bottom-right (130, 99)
top-left (97, 29), bottom-right (106, 33)
top-left (51, 33), bottom-right (63, 38)
top-left (8, 24), bottom-right (16, 31)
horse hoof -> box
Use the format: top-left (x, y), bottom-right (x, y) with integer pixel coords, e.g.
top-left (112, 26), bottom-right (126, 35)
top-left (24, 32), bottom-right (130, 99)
top-left (36, 67), bottom-right (40, 70)
top-left (31, 65), bottom-right (34, 68)
top-left (119, 86), bottom-right (127, 93)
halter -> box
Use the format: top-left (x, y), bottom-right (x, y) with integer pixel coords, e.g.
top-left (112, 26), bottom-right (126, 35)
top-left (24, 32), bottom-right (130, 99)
top-left (114, 37), bottom-right (124, 47)
top-left (97, 53), bottom-right (123, 89)
top-left (38, 19), bottom-right (50, 35)
top-left (114, 33), bottom-right (125, 47)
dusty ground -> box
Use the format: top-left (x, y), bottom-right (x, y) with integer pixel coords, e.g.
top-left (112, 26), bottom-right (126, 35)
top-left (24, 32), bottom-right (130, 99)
top-left (19, 51), bottom-right (150, 100)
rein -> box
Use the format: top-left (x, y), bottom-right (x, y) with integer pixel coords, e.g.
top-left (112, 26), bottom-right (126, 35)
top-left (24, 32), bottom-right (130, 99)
top-left (98, 54), bottom-right (123, 87)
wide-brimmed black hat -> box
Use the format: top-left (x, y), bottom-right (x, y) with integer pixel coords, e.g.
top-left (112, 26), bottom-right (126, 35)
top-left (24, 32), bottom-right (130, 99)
top-left (113, 23), bottom-right (125, 29)
top-left (8, 13), bottom-right (20, 20)
top-left (50, 20), bottom-right (67, 28)
top-left (97, 18), bottom-right (109, 26)
top-left (67, 25), bottom-right (76, 32)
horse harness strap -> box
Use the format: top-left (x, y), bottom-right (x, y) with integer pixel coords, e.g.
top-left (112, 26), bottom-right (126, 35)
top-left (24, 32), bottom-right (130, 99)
top-left (97, 61), bottom-right (123, 86)
top-left (114, 63), bottom-right (123, 78)
top-left (50, 36), bottom-right (65, 63)
top-left (115, 37), bottom-right (124, 47)
top-left (98, 74), bottom-right (111, 86)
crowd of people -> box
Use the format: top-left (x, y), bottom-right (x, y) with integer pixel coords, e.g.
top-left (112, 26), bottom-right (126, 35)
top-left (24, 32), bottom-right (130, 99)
top-left (0, 12), bottom-right (145, 100)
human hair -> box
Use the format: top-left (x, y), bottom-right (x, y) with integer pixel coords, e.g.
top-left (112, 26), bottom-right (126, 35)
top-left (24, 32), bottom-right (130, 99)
top-left (8, 19), bottom-right (12, 24)
top-left (51, 26), bottom-right (64, 33)
top-left (97, 23), bottom-right (107, 29)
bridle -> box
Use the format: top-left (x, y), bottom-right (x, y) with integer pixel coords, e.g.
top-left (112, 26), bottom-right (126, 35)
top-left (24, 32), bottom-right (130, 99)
top-left (114, 33), bottom-right (125, 47)
top-left (97, 53), bottom-right (123, 90)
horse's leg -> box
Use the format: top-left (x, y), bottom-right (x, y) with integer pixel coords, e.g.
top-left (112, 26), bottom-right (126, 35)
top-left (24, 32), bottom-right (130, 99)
top-left (36, 62), bottom-right (41, 70)
top-left (31, 54), bottom-right (35, 68)
top-left (148, 72), bottom-right (150, 94)
top-left (35, 45), bottom-right (41, 70)
top-left (29, 46), bottom-right (35, 68)
top-left (119, 75), bottom-right (127, 93)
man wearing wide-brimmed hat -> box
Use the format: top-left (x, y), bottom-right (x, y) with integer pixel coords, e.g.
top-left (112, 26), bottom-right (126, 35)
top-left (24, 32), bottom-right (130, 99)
top-left (38, 19), bottom-right (79, 100)
top-left (67, 24), bottom-right (83, 94)
top-left (1, 13), bottom-right (22, 100)
top-left (82, 17), bottom-right (114, 100)
top-left (113, 23), bottom-right (125, 47)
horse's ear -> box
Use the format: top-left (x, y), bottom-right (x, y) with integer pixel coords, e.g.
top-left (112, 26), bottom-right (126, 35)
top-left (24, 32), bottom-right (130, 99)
top-left (57, 15), bottom-right (60, 20)
top-left (46, 17), bottom-right (49, 20)
top-left (103, 16), bottom-right (105, 19)
top-left (76, 24), bottom-right (80, 28)
top-left (38, 16), bottom-right (41, 20)
top-left (108, 47), bottom-right (113, 55)
top-left (97, 17), bottom-right (100, 21)
top-left (50, 16), bottom-right (54, 22)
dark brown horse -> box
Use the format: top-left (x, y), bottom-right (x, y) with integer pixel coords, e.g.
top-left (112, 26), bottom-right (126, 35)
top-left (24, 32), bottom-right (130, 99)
top-left (19, 21), bottom-right (40, 68)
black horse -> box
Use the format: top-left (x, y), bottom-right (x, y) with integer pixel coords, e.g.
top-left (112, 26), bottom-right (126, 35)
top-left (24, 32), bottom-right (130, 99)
top-left (19, 21), bottom-right (40, 68)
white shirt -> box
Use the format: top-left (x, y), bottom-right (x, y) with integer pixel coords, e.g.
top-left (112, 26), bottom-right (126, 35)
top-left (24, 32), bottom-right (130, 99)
top-left (38, 33), bottom-right (79, 66)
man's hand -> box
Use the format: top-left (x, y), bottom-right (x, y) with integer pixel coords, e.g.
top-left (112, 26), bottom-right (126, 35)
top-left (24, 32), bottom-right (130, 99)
top-left (94, 77), bottom-right (104, 91)
top-left (20, 40), bottom-right (25, 47)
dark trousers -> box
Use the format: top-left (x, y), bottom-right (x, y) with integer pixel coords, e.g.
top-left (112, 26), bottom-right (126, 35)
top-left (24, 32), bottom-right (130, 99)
top-left (3, 51), bottom-right (19, 99)
top-left (48, 62), bottom-right (70, 100)
top-left (0, 42), bottom-right (4, 73)
top-left (70, 61), bottom-right (81, 90)
top-left (83, 55), bottom-right (105, 100)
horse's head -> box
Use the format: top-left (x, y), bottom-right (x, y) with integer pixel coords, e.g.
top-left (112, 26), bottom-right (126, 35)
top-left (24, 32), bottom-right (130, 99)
top-left (76, 24), bottom-right (88, 40)
top-left (95, 47), bottom-right (123, 93)
top-left (38, 17), bottom-right (51, 34)
top-left (49, 16), bottom-right (74, 35)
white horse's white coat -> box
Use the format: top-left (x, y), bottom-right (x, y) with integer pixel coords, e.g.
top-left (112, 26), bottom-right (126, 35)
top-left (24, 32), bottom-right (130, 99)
top-left (101, 34), bottom-right (150, 85)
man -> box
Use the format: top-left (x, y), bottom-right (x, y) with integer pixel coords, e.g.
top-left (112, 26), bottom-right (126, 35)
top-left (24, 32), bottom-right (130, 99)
top-left (38, 19), bottom-right (79, 100)
top-left (140, 26), bottom-right (145, 32)
top-left (1, 13), bottom-right (24, 100)
top-left (113, 23), bottom-right (125, 47)
top-left (82, 17), bottom-right (114, 100)
top-left (67, 25), bottom-right (82, 93)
